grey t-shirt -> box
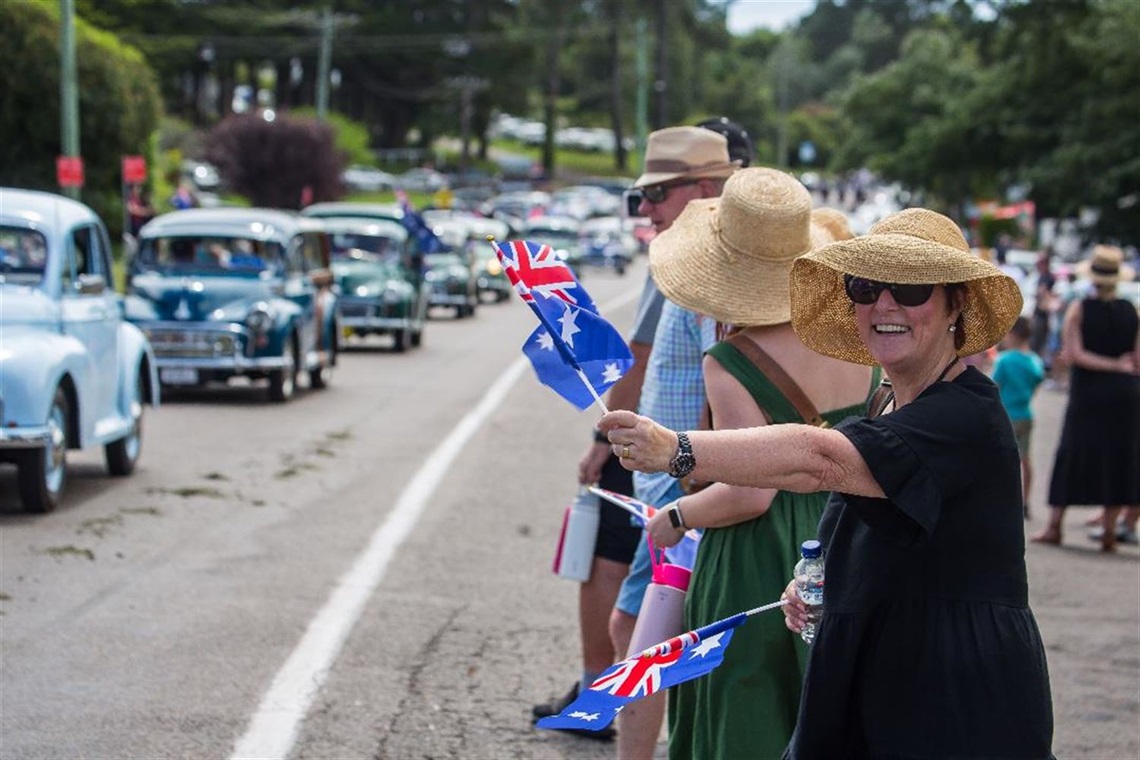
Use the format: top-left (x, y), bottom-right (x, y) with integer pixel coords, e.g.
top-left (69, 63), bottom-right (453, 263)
top-left (630, 275), bottom-right (666, 345)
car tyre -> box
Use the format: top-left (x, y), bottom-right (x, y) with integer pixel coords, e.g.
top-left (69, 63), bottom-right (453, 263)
top-left (105, 371), bottom-right (144, 476)
top-left (269, 336), bottom-right (298, 403)
top-left (411, 325), bottom-right (423, 348)
top-left (18, 387), bottom-right (69, 513)
top-left (392, 327), bottom-right (409, 353)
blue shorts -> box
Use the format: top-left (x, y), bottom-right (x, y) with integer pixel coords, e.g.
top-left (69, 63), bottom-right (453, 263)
top-left (614, 482), bottom-right (686, 616)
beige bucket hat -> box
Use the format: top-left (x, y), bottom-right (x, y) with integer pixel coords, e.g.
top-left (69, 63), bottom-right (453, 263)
top-left (790, 208), bottom-right (1024, 365)
top-left (648, 167), bottom-right (821, 326)
top-left (633, 126), bottom-right (740, 189)
top-left (1075, 244), bottom-right (1135, 286)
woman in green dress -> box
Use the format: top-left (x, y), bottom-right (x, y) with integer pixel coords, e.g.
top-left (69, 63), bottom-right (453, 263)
top-left (642, 169), bottom-right (879, 759)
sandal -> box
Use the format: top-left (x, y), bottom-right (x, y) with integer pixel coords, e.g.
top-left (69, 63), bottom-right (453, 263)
top-left (1030, 527), bottom-right (1062, 546)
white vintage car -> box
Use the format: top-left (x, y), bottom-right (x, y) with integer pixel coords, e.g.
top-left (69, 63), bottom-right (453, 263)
top-left (0, 188), bottom-right (159, 513)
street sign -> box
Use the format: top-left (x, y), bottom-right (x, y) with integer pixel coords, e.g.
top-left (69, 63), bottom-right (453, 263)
top-left (56, 156), bottom-right (84, 188)
top-left (122, 155), bottom-right (147, 184)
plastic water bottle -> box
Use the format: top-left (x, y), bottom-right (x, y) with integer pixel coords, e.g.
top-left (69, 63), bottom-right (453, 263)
top-left (794, 539), bottom-right (825, 645)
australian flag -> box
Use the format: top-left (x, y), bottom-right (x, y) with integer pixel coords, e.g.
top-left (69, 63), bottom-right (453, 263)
top-left (493, 240), bottom-right (633, 410)
top-left (536, 613), bottom-right (748, 732)
top-left (395, 189), bottom-right (445, 254)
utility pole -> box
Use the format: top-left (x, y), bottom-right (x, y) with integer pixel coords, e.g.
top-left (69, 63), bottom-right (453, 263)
top-left (59, 0), bottom-right (80, 199)
top-left (635, 18), bottom-right (649, 171)
top-left (316, 6), bottom-right (333, 120)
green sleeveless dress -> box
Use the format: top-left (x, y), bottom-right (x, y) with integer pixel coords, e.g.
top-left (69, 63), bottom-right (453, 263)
top-left (667, 343), bottom-right (879, 760)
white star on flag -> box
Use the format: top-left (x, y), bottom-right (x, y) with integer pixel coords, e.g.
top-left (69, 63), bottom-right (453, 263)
top-left (569, 711), bottom-right (601, 722)
top-left (559, 306), bottom-right (581, 348)
top-left (689, 632), bottom-right (726, 659)
top-left (535, 330), bottom-right (555, 351)
top-left (601, 362), bottom-right (624, 383)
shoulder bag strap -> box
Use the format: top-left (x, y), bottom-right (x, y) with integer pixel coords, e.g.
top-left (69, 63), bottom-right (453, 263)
top-left (725, 333), bottom-right (826, 427)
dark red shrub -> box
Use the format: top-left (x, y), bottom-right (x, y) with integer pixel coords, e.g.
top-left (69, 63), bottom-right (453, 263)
top-left (206, 113), bottom-right (343, 209)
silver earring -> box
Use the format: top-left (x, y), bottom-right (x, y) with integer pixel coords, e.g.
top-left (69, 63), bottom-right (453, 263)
top-left (948, 324), bottom-right (957, 333)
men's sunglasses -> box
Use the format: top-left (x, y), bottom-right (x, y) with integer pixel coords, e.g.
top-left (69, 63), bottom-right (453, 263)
top-left (844, 275), bottom-right (936, 307)
top-left (640, 179), bottom-right (700, 204)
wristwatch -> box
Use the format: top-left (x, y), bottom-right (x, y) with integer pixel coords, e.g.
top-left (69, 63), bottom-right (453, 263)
top-left (667, 500), bottom-right (687, 531)
top-left (668, 432), bottom-right (696, 479)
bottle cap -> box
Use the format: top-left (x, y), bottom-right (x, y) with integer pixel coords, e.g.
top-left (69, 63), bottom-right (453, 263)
top-left (653, 562), bottom-right (692, 591)
top-left (800, 539), bottom-right (822, 559)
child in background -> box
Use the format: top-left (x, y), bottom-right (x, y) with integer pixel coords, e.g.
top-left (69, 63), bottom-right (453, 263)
top-left (992, 316), bottom-right (1046, 518)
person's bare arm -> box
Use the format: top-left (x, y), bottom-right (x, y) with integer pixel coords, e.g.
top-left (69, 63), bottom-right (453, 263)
top-left (577, 339), bottom-right (652, 484)
top-left (1063, 300), bottom-right (1135, 373)
top-left (599, 410), bottom-right (884, 498)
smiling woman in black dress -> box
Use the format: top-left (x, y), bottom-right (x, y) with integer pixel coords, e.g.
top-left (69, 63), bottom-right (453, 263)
top-left (601, 209), bottom-right (1054, 759)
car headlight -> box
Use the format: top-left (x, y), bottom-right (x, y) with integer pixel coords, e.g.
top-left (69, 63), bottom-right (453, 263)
top-left (245, 305), bottom-right (273, 333)
top-left (424, 270), bottom-right (441, 282)
top-left (485, 259), bottom-right (503, 276)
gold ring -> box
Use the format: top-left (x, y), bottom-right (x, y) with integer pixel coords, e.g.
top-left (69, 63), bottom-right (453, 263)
top-left (622, 444), bottom-right (630, 459)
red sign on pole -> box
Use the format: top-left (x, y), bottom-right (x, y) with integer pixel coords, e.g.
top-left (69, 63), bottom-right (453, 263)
top-left (56, 156), bottom-right (85, 188)
top-left (122, 155), bottom-right (147, 184)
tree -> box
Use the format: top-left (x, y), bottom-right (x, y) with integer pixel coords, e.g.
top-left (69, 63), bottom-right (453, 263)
top-left (0, 1), bottom-right (161, 236)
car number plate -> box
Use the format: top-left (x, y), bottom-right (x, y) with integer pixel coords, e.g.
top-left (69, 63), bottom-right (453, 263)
top-left (160, 368), bottom-right (199, 385)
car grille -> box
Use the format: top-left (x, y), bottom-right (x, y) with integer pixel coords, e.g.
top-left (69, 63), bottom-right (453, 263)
top-left (339, 302), bottom-right (373, 318)
top-left (146, 329), bottom-right (239, 358)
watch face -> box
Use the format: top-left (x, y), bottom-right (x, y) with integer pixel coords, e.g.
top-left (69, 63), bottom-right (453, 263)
top-left (670, 453), bottom-right (696, 479)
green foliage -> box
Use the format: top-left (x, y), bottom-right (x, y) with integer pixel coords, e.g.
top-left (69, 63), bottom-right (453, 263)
top-left (291, 108), bottom-right (375, 166)
top-left (0, 1), bottom-right (161, 239)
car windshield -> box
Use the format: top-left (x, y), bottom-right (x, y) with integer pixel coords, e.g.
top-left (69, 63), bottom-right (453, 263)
top-left (137, 236), bottom-right (283, 273)
top-left (527, 228), bottom-right (579, 249)
top-left (0, 226), bottom-right (48, 285)
top-left (330, 232), bottom-right (401, 263)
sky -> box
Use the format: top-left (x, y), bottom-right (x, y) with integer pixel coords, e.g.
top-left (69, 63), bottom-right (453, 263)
top-left (726, 0), bottom-right (817, 35)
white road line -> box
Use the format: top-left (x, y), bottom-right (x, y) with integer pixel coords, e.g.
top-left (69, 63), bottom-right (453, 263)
top-left (231, 286), bottom-right (644, 760)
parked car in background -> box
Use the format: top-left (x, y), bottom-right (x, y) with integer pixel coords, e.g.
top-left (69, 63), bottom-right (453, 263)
top-left (126, 208), bottom-right (338, 402)
top-left (322, 217), bottom-right (428, 351)
top-left (0, 188), bottom-right (158, 513)
top-left (399, 167), bottom-right (448, 194)
top-left (341, 165), bottom-right (397, 193)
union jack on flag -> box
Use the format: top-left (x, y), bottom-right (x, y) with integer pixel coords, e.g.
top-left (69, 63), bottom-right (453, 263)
top-left (536, 613), bottom-right (747, 732)
top-left (493, 239), bottom-right (597, 311)
top-left (492, 240), bottom-right (632, 410)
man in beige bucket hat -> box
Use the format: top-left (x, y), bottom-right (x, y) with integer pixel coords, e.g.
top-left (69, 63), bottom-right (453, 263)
top-left (533, 125), bottom-right (739, 752)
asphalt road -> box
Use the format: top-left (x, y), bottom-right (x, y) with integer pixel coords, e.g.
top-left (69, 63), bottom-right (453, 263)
top-left (1, 254), bottom-right (1136, 759)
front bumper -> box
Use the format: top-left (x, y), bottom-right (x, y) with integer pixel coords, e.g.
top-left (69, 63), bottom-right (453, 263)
top-left (0, 426), bottom-right (50, 449)
top-left (140, 322), bottom-right (288, 376)
top-left (339, 302), bottom-right (413, 331)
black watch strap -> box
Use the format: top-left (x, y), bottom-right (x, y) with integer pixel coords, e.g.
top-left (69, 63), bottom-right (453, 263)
top-left (594, 429), bottom-right (609, 444)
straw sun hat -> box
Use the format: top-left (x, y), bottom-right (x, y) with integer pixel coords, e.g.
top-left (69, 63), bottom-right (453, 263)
top-left (633, 126), bottom-right (740, 189)
top-left (649, 167), bottom-right (824, 327)
top-left (790, 208), bottom-right (1024, 366)
top-left (1075, 244), bottom-right (1135, 286)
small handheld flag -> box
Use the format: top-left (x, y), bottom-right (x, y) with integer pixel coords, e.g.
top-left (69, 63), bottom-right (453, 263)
top-left (493, 240), bottom-right (633, 411)
top-left (535, 601), bottom-right (786, 732)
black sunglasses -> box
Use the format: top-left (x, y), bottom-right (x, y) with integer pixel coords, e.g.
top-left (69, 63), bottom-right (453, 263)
top-left (640, 179), bottom-right (700, 204)
top-left (844, 275), bottom-right (936, 307)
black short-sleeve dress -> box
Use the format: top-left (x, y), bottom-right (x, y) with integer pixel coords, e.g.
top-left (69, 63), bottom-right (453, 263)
top-left (784, 367), bottom-right (1054, 759)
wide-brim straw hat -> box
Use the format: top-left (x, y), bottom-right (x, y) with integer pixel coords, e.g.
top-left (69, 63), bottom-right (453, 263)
top-left (1075, 244), bottom-right (1135, 286)
top-left (790, 208), bottom-right (1024, 366)
top-left (633, 126), bottom-right (740, 188)
top-left (649, 167), bottom-right (818, 326)
top-left (810, 207), bottom-right (854, 242)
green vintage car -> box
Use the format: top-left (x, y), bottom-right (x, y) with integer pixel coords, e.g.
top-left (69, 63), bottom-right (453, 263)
top-left (321, 217), bottom-right (428, 352)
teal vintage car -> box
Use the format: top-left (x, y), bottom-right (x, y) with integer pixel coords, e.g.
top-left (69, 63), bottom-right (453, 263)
top-left (321, 217), bottom-right (428, 351)
top-left (125, 208), bottom-right (338, 402)
top-left (0, 188), bottom-right (158, 513)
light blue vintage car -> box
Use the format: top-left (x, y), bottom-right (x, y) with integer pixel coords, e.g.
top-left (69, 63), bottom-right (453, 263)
top-left (125, 208), bottom-right (338, 402)
top-left (0, 188), bottom-right (159, 513)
